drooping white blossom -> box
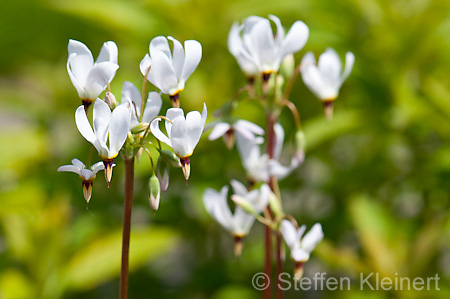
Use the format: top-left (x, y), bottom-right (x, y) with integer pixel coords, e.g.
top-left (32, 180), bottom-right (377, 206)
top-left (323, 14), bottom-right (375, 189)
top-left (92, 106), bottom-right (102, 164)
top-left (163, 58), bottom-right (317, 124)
top-left (228, 15), bottom-right (309, 76)
top-left (300, 48), bottom-right (355, 102)
top-left (208, 119), bottom-right (264, 149)
top-left (236, 123), bottom-right (300, 182)
top-left (281, 220), bottom-right (323, 263)
top-left (203, 181), bottom-right (270, 237)
top-left (75, 98), bottom-right (131, 183)
top-left (58, 159), bottom-right (106, 204)
top-left (140, 36), bottom-right (202, 100)
top-left (67, 39), bottom-right (119, 105)
top-left (121, 81), bottom-right (162, 128)
top-left (150, 104), bottom-right (207, 179)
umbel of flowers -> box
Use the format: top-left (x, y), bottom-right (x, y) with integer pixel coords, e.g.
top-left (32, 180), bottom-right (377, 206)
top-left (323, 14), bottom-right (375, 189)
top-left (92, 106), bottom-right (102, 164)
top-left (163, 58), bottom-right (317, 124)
top-left (60, 36), bottom-right (206, 299)
top-left (203, 14), bottom-right (354, 298)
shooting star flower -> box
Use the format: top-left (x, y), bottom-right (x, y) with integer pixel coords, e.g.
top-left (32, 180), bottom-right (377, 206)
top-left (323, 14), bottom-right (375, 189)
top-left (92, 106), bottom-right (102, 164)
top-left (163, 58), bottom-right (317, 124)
top-left (208, 119), bottom-right (264, 149)
top-left (67, 39), bottom-right (119, 109)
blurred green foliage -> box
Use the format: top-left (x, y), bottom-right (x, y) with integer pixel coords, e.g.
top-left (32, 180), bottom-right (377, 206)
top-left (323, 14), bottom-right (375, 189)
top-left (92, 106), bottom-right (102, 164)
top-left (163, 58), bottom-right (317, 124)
top-left (1, 0), bottom-right (450, 298)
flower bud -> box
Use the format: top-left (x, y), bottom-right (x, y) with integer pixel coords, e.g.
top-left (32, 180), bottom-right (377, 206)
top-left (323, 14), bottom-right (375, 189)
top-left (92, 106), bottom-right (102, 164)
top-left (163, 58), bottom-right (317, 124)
top-left (131, 123), bottom-right (149, 134)
top-left (268, 192), bottom-right (283, 221)
top-left (280, 54), bottom-right (295, 80)
top-left (104, 92), bottom-right (117, 109)
top-left (159, 150), bottom-right (181, 168)
top-left (294, 130), bottom-right (306, 164)
top-left (148, 174), bottom-right (161, 210)
top-left (231, 195), bottom-right (256, 215)
top-left (156, 159), bottom-right (170, 192)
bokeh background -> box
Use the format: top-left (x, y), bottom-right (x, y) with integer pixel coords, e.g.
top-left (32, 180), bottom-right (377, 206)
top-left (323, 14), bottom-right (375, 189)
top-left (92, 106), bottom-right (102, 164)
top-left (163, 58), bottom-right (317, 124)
top-left (1, 0), bottom-right (450, 298)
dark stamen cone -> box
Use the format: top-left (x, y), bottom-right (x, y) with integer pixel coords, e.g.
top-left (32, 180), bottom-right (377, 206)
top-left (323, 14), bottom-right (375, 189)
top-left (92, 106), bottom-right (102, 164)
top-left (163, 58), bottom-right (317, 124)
top-left (225, 129), bottom-right (235, 150)
top-left (323, 100), bottom-right (334, 120)
top-left (170, 94), bottom-right (180, 108)
top-left (103, 159), bottom-right (115, 187)
top-left (234, 236), bottom-right (243, 258)
top-left (82, 181), bottom-right (93, 205)
top-left (294, 262), bottom-right (304, 281)
top-left (262, 72), bottom-right (271, 95)
top-left (180, 157), bottom-right (191, 180)
top-left (82, 99), bottom-right (93, 113)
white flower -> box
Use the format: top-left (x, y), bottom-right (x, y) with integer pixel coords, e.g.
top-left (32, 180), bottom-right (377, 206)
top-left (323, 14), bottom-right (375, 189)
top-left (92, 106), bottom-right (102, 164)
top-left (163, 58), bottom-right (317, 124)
top-left (281, 220), bottom-right (323, 263)
top-left (203, 181), bottom-right (270, 236)
top-left (150, 104), bottom-right (207, 179)
top-left (121, 81), bottom-right (162, 128)
top-left (228, 15), bottom-right (309, 76)
top-left (236, 123), bottom-right (300, 182)
top-left (67, 39), bottom-right (119, 104)
top-left (75, 98), bottom-right (131, 183)
top-left (140, 36), bottom-right (202, 99)
top-left (208, 119), bottom-right (264, 149)
top-left (300, 48), bottom-right (355, 101)
top-left (58, 159), bottom-right (106, 204)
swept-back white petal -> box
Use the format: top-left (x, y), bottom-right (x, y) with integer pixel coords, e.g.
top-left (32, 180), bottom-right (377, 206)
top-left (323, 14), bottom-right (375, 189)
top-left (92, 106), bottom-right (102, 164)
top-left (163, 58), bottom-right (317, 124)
top-left (340, 51), bottom-right (355, 86)
top-left (109, 105), bottom-right (131, 158)
top-left (280, 21), bottom-right (309, 59)
top-left (208, 122), bottom-right (230, 140)
top-left (185, 110), bottom-right (203, 151)
top-left (91, 161), bottom-right (105, 173)
top-left (150, 118), bottom-right (172, 147)
top-left (93, 99), bottom-right (111, 148)
top-left (67, 54), bottom-right (85, 97)
top-left (235, 119), bottom-right (264, 136)
top-left (268, 15), bottom-right (285, 47)
top-left (139, 54), bottom-right (152, 79)
top-left (281, 219), bottom-right (298, 248)
top-left (273, 123), bottom-right (284, 160)
top-left (165, 108), bottom-right (185, 136)
top-left (150, 36), bottom-right (172, 59)
top-left (168, 36), bottom-right (185, 79)
top-left (142, 92), bottom-right (162, 124)
top-left (250, 19), bottom-right (275, 70)
top-left (71, 158), bottom-right (85, 169)
top-left (230, 179), bottom-right (248, 196)
top-left (85, 62), bottom-right (119, 99)
top-left (75, 105), bottom-right (96, 145)
top-left (122, 81), bottom-right (141, 113)
top-left (149, 51), bottom-right (178, 95)
top-left (233, 207), bottom-right (255, 235)
top-left (301, 223), bottom-right (324, 253)
top-left (170, 116), bottom-right (191, 157)
top-left (97, 41), bottom-right (118, 64)
top-left (203, 186), bottom-right (233, 231)
top-left (180, 40), bottom-right (202, 82)
top-left (80, 169), bottom-right (95, 180)
top-left (318, 48), bottom-right (341, 85)
top-left (58, 165), bottom-right (81, 174)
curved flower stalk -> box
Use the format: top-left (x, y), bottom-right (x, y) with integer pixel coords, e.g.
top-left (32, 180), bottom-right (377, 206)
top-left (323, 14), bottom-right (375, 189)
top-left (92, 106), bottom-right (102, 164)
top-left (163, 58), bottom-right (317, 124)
top-left (58, 159), bottom-right (106, 205)
top-left (281, 219), bottom-right (323, 280)
top-left (236, 123), bottom-right (300, 183)
top-left (203, 181), bottom-right (270, 256)
top-left (121, 81), bottom-right (162, 130)
top-left (208, 119), bottom-right (264, 149)
top-left (75, 98), bottom-right (131, 184)
top-left (140, 36), bottom-right (202, 107)
top-left (300, 48), bottom-right (355, 119)
top-left (67, 39), bottom-right (119, 109)
top-left (150, 104), bottom-right (207, 180)
top-left (228, 15), bottom-right (309, 78)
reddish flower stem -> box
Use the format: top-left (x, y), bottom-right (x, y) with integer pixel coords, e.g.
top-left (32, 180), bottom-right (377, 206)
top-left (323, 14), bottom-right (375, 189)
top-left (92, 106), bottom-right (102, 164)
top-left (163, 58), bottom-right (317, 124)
top-left (119, 157), bottom-right (135, 299)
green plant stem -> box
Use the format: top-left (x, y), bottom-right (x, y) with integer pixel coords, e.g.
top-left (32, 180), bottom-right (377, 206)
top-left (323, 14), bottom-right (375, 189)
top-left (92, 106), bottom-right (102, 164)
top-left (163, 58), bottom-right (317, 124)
top-left (119, 157), bottom-right (135, 299)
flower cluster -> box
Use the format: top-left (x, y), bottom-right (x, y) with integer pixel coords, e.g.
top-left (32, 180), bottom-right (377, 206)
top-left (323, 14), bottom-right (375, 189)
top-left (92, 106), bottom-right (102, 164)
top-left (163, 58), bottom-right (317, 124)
top-left (202, 14), bottom-right (354, 280)
top-left (61, 36), bottom-right (206, 209)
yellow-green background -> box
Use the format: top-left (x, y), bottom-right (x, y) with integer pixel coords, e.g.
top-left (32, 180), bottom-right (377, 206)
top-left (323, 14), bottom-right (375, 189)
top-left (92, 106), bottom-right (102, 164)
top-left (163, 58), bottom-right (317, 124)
top-left (1, 0), bottom-right (450, 298)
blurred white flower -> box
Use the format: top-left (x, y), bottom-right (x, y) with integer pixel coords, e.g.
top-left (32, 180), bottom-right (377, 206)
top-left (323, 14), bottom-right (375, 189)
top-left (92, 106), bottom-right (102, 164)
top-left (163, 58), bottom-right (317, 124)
top-left (67, 39), bottom-right (119, 107)
top-left (121, 81), bottom-right (162, 129)
top-left (58, 159), bottom-right (106, 204)
top-left (208, 119), bottom-right (264, 149)
top-left (281, 219), bottom-right (323, 279)
top-left (236, 123), bottom-right (300, 182)
top-left (140, 36), bottom-right (202, 104)
top-left (75, 98), bottom-right (130, 183)
top-left (150, 104), bottom-right (207, 179)
top-left (228, 15), bottom-right (309, 77)
top-left (301, 48), bottom-right (355, 102)
top-left (203, 181), bottom-right (270, 256)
